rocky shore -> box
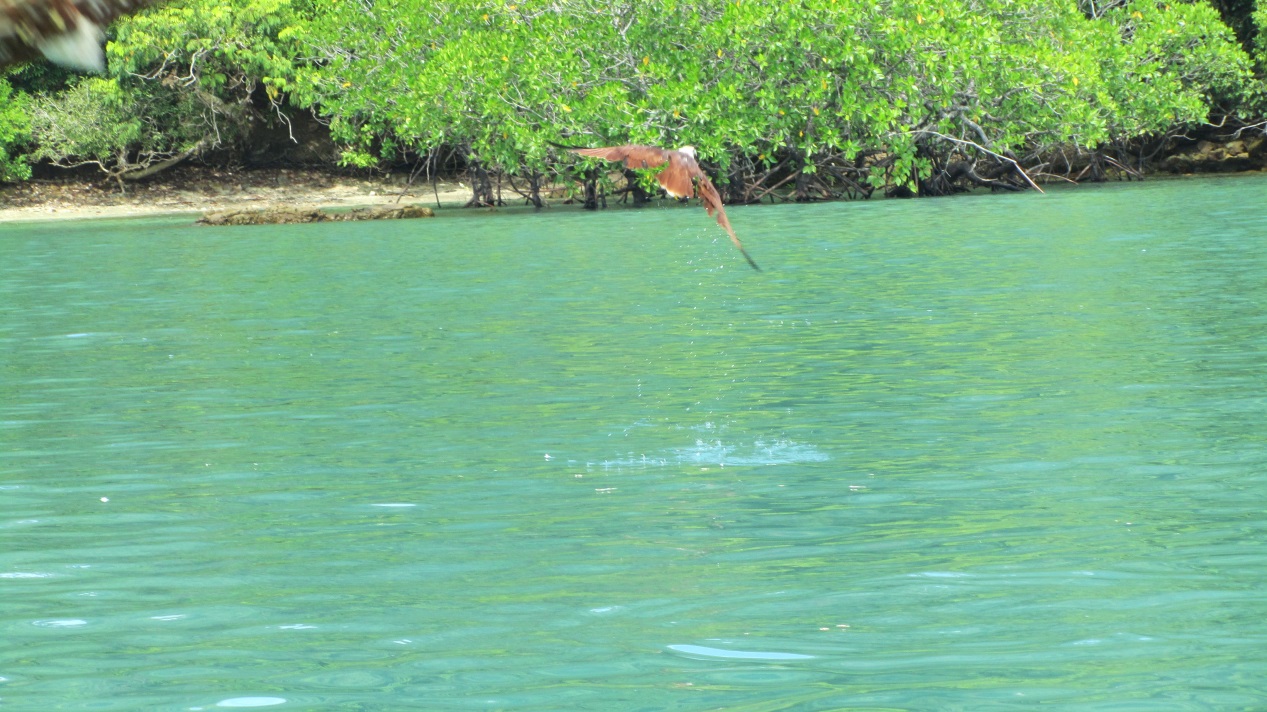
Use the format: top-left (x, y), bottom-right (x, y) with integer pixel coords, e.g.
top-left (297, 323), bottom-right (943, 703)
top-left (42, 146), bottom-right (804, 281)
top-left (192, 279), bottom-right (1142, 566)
top-left (1158, 135), bottom-right (1267, 174)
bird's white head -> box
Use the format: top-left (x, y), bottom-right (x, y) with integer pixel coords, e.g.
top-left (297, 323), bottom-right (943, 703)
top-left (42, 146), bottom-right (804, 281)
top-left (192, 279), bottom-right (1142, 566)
top-left (677, 145), bottom-right (697, 159)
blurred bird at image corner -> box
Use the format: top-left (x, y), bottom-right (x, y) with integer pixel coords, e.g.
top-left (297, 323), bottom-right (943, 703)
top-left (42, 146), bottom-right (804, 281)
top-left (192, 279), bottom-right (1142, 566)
top-left (0, 0), bottom-right (157, 71)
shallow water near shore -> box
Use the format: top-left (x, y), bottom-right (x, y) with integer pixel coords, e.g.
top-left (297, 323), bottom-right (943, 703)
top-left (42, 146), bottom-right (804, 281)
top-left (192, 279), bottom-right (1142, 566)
top-left (3, 175), bottom-right (1267, 709)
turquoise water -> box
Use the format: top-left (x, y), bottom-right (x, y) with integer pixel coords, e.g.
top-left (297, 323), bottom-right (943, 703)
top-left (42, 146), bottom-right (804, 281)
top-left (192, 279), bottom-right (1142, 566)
top-left (3, 175), bottom-right (1267, 710)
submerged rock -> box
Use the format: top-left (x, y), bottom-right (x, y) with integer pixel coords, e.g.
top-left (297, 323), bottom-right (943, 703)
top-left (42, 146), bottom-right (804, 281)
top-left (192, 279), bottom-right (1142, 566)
top-left (198, 207), bottom-right (322, 225)
top-left (198, 204), bottom-right (434, 225)
top-left (326, 205), bottom-right (435, 221)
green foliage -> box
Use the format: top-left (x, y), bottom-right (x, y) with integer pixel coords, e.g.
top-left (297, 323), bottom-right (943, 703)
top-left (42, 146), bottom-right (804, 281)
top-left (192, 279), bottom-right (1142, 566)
top-left (28, 77), bottom-right (208, 181)
top-left (11, 0), bottom-right (1266, 193)
top-left (0, 77), bottom-right (32, 182)
top-left (1256, 1), bottom-right (1267, 64)
top-left (291, 0), bottom-right (1258, 197)
top-left (1113, 1), bottom-right (1252, 113)
top-left (18, 0), bottom-right (306, 186)
top-left (30, 78), bottom-right (139, 162)
top-left (107, 0), bottom-right (300, 109)
top-left (3, 61), bottom-right (78, 96)
top-left (1206, 0), bottom-right (1259, 52)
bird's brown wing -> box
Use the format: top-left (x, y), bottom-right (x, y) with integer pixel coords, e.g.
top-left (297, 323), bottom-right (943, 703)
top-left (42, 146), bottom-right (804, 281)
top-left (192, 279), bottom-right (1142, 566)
top-left (0, 0), bottom-right (154, 68)
top-left (567, 145), bottom-right (671, 171)
top-left (696, 175), bottom-right (761, 271)
top-left (656, 152), bottom-right (696, 200)
top-left (569, 145), bottom-right (693, 197)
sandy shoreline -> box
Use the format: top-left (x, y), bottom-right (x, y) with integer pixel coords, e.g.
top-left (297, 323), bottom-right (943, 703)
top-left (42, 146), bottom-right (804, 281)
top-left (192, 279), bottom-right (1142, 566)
top-left (0, 167), bottom-right (474, 223)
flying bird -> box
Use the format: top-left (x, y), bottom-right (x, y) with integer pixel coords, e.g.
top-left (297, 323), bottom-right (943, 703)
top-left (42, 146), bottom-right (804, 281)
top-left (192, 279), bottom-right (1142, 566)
top-left (566, 144), bottom-right (761, 271)
top-left (0, 0), bottom-right (154, 71)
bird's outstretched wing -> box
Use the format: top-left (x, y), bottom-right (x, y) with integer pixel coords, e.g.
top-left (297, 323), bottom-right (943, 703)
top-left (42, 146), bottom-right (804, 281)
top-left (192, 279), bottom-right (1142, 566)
top-left (565, 145), bottom-right (697, 198)
top-left (566, 145), bottom-right (672, 171)
top-left (695, 176), bottom-right (761, 271)
top-left (0, 0), bottom-right (153, 70)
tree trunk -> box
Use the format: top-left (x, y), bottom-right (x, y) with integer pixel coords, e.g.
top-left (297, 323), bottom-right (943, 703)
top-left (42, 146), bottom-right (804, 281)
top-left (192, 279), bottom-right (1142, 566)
top-left (793, 155), bottom-right (812, 202)
top-left (465, 157), bottom-right (497, 207)
top-left (122, 138), bottom-right (210, 183)
top-left (581, 168), bottom-right (605, 210)
top-left (525, 171), bottom-right (543, 208)
top-left (623, 169), bottom-right (651, 205)
top-left (726, 160), bottom-right (748, 204)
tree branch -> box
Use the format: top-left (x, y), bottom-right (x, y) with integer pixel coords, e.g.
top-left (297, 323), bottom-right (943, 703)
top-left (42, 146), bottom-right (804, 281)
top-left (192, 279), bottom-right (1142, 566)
top-left (905, 129), bottom-right (1045, 193)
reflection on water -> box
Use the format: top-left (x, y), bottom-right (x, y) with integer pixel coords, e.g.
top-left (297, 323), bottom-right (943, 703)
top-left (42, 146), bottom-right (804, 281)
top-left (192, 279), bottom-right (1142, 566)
top-left (3, 175), bottom-right (1267, 709)
top-left (210, 698), bottom-right (288, 709)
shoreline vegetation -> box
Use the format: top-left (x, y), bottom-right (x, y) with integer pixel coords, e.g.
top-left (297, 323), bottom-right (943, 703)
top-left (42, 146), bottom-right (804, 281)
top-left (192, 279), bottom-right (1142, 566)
top-left (1, 132), bottom-right (1265, 223)
top-left (3, 1), bottom-right (1267, 221)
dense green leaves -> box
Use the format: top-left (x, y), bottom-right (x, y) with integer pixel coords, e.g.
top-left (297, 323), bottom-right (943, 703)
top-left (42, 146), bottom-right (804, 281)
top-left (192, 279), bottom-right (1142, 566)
top-left (108, 0), bottom-right (300, 109)
top-left (1256, 1), bottom-right (1267, 65)
top-left (28, 77), bottom-right (210, 184)
top-left (292, 0), bottom-right (1262, 199)
top-left (10, 0), bottom-right (303, 187)
top-left (4, 0), bottom-right (1266, 196)
top-left (0, 77), bottom-right (31, 181)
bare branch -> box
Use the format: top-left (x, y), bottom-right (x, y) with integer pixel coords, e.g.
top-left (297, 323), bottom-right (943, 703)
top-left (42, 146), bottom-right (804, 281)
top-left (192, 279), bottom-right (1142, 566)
top-left (905, 129), bottom-right (1045, 193)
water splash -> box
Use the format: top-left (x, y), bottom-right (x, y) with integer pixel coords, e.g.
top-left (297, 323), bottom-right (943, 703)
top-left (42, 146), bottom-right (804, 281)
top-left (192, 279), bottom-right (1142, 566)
top-left (577, 435), bottom-right (828, 470)
top-left (672, 438), bottom-right (830, 467)
top-left (667, 644), bottom-right (815, 661)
